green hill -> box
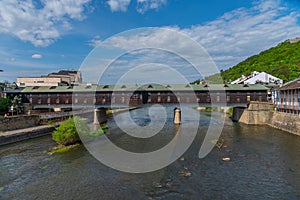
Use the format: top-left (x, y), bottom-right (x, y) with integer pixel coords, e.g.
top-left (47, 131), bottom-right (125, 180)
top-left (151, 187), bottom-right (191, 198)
top-left (204, 39), bottom-right (300, 84)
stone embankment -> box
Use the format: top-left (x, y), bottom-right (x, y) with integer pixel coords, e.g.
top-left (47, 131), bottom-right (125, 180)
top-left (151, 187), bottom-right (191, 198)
top-left (235, 101), bottom-right (300, 136)
top-left (0, 125), bottom-right (55, 146)
top-left (269, 112), bottom-right (300, 136)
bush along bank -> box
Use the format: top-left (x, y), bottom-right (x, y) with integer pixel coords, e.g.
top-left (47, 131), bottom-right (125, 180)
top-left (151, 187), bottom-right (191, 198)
top-left (50, 116), bottom-right (108, 154)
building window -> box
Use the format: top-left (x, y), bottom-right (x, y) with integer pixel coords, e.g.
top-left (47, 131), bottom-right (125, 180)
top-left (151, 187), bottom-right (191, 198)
top-left (56, 98), bottom-right (60, 104)
top-left (75, 98), bottom-right (78, 104)
top-left (47, 98), bottom-right (51, 104)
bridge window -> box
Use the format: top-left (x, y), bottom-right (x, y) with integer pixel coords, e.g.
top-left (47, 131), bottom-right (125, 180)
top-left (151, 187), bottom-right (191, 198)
top-left (247, 95), bottom-right (251, 102)
top-left (226, 96), bottom-right (230, 102)
top-left (206, 96), bottom-right (210, 102)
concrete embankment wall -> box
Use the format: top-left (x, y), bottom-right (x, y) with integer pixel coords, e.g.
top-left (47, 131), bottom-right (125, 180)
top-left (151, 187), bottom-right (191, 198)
top-left (238, 102), bottom-right (274, 125)
top-left (0, 126), bottom-right (55, 146)
top-left (269, 112), bottom-right (300, 136)
top-left (0, 115), bottom-right (40, 132)
top-left (235, 102), bottom-right (300, 136)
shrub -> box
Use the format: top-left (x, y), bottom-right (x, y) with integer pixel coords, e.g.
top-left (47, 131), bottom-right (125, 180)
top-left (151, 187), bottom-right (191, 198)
top-left (89, 125), bottom-right (108, 137)
top-left (52, 116), bottom-right (89, 146)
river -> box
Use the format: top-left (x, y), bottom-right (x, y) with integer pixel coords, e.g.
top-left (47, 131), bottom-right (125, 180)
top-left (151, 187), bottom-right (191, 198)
top-left (0, 105), bottom-right (300, 199)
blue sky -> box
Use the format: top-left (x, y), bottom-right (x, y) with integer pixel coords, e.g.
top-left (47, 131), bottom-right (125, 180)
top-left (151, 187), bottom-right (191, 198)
top-left (0, 0), bottom-right (300, 83)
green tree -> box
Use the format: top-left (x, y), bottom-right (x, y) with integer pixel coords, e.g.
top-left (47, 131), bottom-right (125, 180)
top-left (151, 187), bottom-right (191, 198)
top-left (52, 116), bottom-right (90, 146)
top-left (0, 98), bottom-right (11, 113)
top-left (205, 40), bottom-right (300, 83)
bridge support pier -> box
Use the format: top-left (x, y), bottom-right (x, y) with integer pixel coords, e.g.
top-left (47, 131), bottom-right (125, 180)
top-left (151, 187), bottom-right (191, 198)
top-left (94, 108), bottom-right (107, 125)
top-left (174, 108), bottom-right (181, 124)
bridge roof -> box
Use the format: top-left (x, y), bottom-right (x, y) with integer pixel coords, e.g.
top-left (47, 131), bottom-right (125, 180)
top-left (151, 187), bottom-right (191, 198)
top-left (5, 84), bottom-right (268, 93)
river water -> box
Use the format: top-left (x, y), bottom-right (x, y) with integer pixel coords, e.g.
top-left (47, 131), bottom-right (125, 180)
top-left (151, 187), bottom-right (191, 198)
top-left (0, 105), bottom-right (300, 199)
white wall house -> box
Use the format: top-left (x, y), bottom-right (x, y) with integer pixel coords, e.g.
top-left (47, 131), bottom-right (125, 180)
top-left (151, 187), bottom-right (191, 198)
top-left (231, 71), bottom-right (283, 85)
top-left (244, 72), bottom-right (282, 85)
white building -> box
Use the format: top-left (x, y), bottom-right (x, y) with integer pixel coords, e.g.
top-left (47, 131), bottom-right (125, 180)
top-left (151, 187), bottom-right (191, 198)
top-left (231, 71), bottom-right (283, 85)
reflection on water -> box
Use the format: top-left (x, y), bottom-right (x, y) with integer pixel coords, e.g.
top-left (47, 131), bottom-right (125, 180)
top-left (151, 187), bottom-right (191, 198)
top-left (0, 105), bottom-right (300, 199)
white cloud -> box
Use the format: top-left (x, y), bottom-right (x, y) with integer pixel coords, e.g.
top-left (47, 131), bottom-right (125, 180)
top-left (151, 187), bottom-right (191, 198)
top-left (100, 0), bottom-right (300, 71)
top-left (107, 0), bottom-right (166, 12)
top-left (31, 54), bottom-right (42, 59)
top-left (136, 0), bottom-right (167, 13)
top-left (0, 0), bottom-right (91, 47)
top-left (181, 0), bottom-right (300, 69)
top-left (88, 35), bottom-right (103, 47)
top-left (107, 0), bottom-right (131, 12)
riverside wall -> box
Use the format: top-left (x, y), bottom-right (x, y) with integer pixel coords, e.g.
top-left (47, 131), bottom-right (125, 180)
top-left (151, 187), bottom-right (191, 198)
top-left (269, 112), bottom-right (300, 136)
top-left (237, 102), bottom-right (274, 125)
top-left (235, 101), bottom-right (300, 136)
top-left (0, 115), bottom-right (40, 132)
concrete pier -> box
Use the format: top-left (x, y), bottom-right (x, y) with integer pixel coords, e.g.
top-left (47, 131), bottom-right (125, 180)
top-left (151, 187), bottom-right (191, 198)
top-left (174, 108), bottom-right (181, 124)
top-left (94, 108), bottom-right (107, 125)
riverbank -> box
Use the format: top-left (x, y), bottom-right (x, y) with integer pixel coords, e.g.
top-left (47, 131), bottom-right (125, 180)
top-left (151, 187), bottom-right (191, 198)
top-left (0, 107), bottom-right (139, 146)
top-left (236, 102), bottom-right (300, 136)
top-left (0, 125), bottom-right (55, 146)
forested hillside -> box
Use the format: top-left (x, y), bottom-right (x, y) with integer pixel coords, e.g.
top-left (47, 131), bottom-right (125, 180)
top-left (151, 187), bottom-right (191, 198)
top-left (204, 39), bottom-right (300, 84)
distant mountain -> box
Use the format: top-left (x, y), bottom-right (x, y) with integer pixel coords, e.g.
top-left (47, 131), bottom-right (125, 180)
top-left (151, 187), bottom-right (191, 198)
top-left (204, 38), bottom-right (300, 84)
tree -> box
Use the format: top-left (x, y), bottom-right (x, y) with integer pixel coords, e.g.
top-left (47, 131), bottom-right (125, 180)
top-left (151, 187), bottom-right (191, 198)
top-left (11, 96), bottom-right (24, 115)
top-left (52, 116), bottom-right (90, 146)
top-left (0, 98), bottom-right (11, 114)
